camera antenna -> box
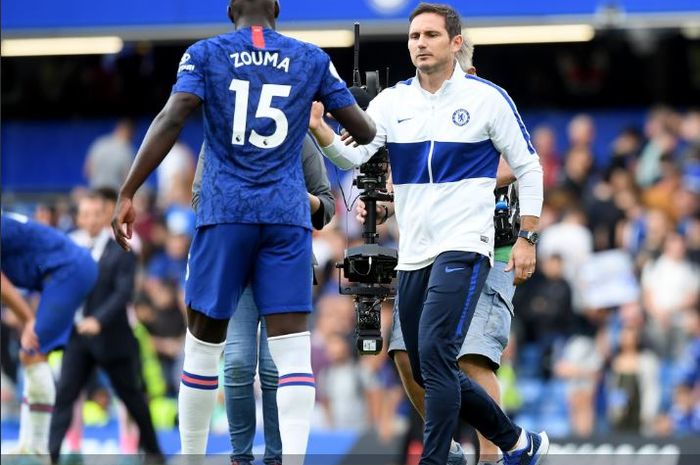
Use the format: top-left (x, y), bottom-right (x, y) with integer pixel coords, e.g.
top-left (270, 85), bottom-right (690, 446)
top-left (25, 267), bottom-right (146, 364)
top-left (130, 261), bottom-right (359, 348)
top-left (353, 22), bottom-right (362, 87)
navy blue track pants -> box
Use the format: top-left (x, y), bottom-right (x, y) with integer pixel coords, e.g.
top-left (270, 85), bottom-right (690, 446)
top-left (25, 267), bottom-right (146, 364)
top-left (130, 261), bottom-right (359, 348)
top-left (397, 251), bottom-right (520, 465)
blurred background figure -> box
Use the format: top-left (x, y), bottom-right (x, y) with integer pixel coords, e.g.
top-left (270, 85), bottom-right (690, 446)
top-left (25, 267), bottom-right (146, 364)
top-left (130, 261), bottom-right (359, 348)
top-left (606, 324), bottom-right (660, 434)
top-left (642, 233), bottom-right (700, 359)
top-left (83, 119), bottom-right (136, 191)
top-left (156, 141), bottom-right (195, 209)
top-left (531, 125), bottom-right (560, 190)
top-left (137, 210), bottom-right (191, 396)
top-left (49, 191), bottom-right (164, 462)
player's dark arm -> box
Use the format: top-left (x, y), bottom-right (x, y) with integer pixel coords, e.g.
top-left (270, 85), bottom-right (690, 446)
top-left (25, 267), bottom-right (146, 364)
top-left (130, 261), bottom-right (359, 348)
top-left (119, 93), bottom-right (201, 199)
top-left (112, 92), bottom-right (200, 250)
top-left (89, 251), bottom-right (137, 327)
top-left (0, 272), bottom-right (34, 324)
top-left (329, 104), bottom-right (376, 145)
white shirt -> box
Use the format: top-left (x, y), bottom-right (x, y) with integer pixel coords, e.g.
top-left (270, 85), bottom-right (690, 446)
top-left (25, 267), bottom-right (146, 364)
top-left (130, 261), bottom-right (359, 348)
top-left (323, 65), bottom-right (543, 270)
top-left (642, 256), bottom-right (700, 314)
top-left (157, 142), bottom-right (193, 204)
top-left (70, 227), bottom-right (111, 262)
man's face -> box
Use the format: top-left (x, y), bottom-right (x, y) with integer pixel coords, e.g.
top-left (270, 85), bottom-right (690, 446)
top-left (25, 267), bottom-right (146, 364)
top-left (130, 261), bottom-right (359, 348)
top-left (77, 198), bottom-right (106, 238)
top-left (408, 13), bottom-right (461, 74)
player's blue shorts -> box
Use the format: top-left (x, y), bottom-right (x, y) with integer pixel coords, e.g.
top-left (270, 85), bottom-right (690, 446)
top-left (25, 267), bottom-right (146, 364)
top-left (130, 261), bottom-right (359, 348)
top-left (185, 223), bottom-right (313, 319)
top-left (35, 249), bottom-right (97, 354)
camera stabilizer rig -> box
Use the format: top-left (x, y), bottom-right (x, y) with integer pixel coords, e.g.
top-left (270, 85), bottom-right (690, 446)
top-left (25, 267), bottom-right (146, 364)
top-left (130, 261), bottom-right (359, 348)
top-left (337, 23), bottom-right (398, 356)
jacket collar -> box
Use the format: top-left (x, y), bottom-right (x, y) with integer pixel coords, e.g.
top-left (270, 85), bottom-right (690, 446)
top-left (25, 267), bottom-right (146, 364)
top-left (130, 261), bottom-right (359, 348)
top-left (412, 60), bottom-right (463, 96)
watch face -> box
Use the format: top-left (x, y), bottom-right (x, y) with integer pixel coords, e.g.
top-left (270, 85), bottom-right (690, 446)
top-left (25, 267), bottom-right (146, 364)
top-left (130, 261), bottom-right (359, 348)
top-left (520, 230), bottom-right (538, 244)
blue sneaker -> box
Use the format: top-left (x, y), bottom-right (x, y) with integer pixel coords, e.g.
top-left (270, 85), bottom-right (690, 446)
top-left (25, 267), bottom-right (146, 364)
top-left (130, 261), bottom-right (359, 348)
top-left (502, 431), bottom-right (549, 465)
top-left (447, 440), bottom-right (467, 465)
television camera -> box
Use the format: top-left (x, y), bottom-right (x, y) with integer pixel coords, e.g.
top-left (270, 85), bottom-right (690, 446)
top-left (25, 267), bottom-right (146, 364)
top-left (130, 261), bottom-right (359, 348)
top-left (337, 23), bottom-right (397, 356)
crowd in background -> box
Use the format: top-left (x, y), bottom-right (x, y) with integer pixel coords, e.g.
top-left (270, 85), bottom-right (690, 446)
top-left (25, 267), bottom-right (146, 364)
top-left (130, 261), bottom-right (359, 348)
top-left (1, 106), bottom-right (699, 442)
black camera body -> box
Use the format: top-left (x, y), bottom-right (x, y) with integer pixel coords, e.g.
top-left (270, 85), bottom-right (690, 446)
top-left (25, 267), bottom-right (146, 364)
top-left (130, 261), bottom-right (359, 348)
top-left (494, 184), bottom-right (520, 248)
top-left (338, 147), bottom-right (397, 355)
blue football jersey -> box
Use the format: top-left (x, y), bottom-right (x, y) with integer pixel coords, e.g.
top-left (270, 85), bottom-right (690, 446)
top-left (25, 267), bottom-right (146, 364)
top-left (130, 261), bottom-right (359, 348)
top-left (1, 212), bottom-right (87, 291)
top-left (172, 26), bottom-right (356, 229)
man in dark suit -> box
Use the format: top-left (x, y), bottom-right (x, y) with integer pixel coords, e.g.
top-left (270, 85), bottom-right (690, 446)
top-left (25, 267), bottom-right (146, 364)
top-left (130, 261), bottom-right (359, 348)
top-left (49, 191), bottom-right (163, 463)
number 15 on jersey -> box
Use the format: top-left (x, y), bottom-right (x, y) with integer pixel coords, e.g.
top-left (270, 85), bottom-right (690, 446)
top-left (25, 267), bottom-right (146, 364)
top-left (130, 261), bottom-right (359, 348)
top-left (230, 79), bottom-right (291, 149)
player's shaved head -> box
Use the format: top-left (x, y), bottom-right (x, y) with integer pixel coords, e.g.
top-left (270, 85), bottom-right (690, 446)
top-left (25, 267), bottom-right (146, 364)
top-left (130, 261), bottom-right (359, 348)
top-left (228, 0), bottom-right (280, 27)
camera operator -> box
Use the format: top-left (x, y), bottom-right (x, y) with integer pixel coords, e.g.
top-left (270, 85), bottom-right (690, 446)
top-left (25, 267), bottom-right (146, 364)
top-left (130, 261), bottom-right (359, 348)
top-left (309, 4), bottom-right (545, 465)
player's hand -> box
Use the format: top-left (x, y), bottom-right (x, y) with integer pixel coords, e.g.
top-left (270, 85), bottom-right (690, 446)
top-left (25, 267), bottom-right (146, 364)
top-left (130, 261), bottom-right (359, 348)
top-left (308, 193), bottom-right (321, 214)
top-left (340, 129), bottom-right (359, 147)
top-left (505, 238), bottom-right (536, 285)
top-left (355, 199), bottom-right (387, 224)
top-left (356, 199), bottom-right (368, 224)
top-left (77, 316), bottom-right (102, 336)
top-left (20, 318), bottom-right (39, 352)
top-left (112, 196), bottom-right (136, 251)
top-left (309, 101), bottom-right (325, 131)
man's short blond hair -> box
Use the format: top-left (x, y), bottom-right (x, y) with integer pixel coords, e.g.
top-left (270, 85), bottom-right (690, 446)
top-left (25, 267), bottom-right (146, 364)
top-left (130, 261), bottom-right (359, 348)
top-left (456, 33), bottom-right (474, 71)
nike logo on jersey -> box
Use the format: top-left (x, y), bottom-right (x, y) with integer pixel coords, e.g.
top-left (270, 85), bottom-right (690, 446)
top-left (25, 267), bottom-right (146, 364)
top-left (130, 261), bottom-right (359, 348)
top-left (445, 266), bottom-right (465, 273)
top-left (230, 51), bottom-right (290, 73)
top-left (397, 117), bottom-right (414, 124)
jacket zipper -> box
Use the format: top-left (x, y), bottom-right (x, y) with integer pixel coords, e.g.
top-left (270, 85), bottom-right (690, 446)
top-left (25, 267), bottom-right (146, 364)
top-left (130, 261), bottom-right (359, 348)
top-left (427, 101), bottom-right (435, 183)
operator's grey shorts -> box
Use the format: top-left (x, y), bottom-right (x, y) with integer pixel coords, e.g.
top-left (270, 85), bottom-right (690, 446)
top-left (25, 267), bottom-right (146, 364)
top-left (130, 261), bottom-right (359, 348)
top-left (388, 260), bottom-right (515, 368)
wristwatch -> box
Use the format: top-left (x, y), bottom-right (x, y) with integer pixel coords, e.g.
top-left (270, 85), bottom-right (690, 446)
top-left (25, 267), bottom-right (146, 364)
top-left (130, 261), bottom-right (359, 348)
top-left (517, 230), bottom-right (539, 246)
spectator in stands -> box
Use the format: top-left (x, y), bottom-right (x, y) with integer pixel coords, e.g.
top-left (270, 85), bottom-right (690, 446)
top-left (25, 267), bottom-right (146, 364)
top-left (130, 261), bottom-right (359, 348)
top-left (139, 211), bottom-right (191, 395)
top-left (662, 306), bottom-right (700, 436)
top-left (513, 254), bottom-right (574, 378)
top-left (532, 125), bottom-right (560, 190)
top-left (630, 208), bottom-right (672, 272)
top-left (359, 301), bottom-right (404, 441)
top-left (554, 308), bottom-right (606, 437)
top-left (642, 233), bottom-right (700, 358)
top-left (608, 127), bottom-right (643, 172)
top-left (642, 159), bottom-right (684, 222)
top-left (156, 141), bottom-right (195, 209)
top-left (538, 207), bottom-right (593, 309)
top-left (567, 114), bottom-right (596, 153)
top-left (676, 173), bottom-right (700, 237)
top-left (584, 167), bottom-right (627, 251)
top-left (311, 295), bottom-right (355, 378)
top-left (680, 109), bottom-right (700, 149)
top-left (83, 119), bottom-right (135, 191)
top-left (560, 146), bottom-right (594, 200)
top-left (607, 325), bottom-right (660, 434)
top-left (318, 332), bottom-right (368, 431)
top-left (637, 107), bottom-right (679, 187)
top-left (683, 216), bottom-right (700, 266)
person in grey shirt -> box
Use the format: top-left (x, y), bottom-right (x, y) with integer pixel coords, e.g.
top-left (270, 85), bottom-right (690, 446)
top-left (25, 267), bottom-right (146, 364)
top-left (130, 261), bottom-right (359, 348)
top-left (192, 133), bottom-right (334, 465)
top-left (84, 119), bottom-right (136, 191)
